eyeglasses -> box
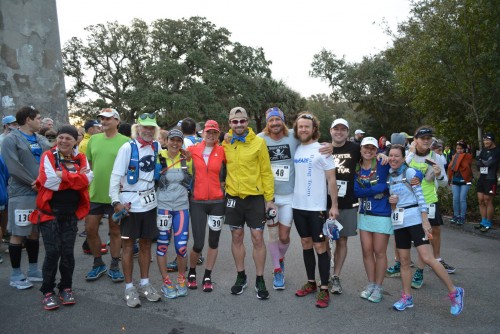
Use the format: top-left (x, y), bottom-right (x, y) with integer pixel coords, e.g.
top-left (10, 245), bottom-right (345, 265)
top-left (231, 119), bottom-right (248, 125)
top-left (299, 114), bottom-right (314, 120)
top-left (139, 113), bottom-right (156, 120)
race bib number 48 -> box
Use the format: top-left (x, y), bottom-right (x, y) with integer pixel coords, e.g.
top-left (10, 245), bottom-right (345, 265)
top-left (15, 209), bottom-right (33, 227)
top-left (271, 165), bottom-right (290, 182)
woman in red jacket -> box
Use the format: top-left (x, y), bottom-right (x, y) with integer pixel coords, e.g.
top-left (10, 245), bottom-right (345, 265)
top-left (29, 125), bottom-right (93, 310)
top-left (186, 120), bottom-right (226, 292)
top-left (447, 140), bottom-right (472, 225)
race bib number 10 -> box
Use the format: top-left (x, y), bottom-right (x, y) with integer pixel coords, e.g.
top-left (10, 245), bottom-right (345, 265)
top-left (157, 214), bottom-right (172, 231)
top-left (15, 209), bottom-right (33, 227)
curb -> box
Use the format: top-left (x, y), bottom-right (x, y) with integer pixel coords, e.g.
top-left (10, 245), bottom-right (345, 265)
top-left (443, 215), bottom-right (499, 240)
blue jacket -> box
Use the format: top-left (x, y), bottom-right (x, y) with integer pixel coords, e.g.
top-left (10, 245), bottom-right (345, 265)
top-left (0, 156), bottom-right (9, 206)
top-left (354, 159), bottom-right (391, 217)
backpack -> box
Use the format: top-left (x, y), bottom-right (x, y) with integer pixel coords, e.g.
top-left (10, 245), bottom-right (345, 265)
top-left (126, 140), bottom-right (159, 185)
top-left (186, 135), bottom-right (202, 145)
top-left (52, 149), bottom-right (81, 170)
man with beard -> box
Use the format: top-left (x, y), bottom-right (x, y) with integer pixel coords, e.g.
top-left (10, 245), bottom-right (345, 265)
top-left (292, 112), bottom-right (338, 308)
top-left (223, 107), bottom-right (275, 300)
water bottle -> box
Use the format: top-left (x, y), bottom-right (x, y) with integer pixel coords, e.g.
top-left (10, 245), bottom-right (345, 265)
top-left (266, 208), bottom-right (277, 220)
top-left (112, 208), bottom-right (129, 222)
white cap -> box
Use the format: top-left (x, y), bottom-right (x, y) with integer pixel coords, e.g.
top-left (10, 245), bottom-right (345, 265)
top-left (385, 140), bottom-right (391, 146)
top-left (331, 118), bottom-right (349, 129)
top-left (360, 137), bottom-right (378, 148)
top-left (98, 108), bottom-right (120, 120)
top-left (355, 129), bottom-right (365, 135)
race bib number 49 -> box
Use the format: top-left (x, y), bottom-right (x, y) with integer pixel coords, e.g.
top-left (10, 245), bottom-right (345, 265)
top-left (391, 208), bottom-right (405, 226)
top-left (15, 209), bottom-right (33, 227)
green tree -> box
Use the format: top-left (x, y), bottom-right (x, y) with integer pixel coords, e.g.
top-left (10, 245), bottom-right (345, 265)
top-left (387, 0), bottom-right (500, 148)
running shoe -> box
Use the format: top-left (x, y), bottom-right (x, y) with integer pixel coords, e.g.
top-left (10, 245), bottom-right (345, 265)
top-left (202, 277), bottom-right (213, 292)
top-left (187, 274), bottom-right (197, 290)
top-left (124, 286), bottom-right (141, 308)
top-left (295, 281), bottom-right (317, 297)
top-left (480, 224), bottom-right (491, 233)
top-left (78, 230), bottom-right (87, 237)
top-left (368, 286), bottom-right (383, 303)
top-left (449, 287), bottom-right (464, 316)
top-left (107, 268), bottom-right (125, 283)
top-left (138, 283), bottom-right (161, 302)
top-left (386, 261), bottom-right (401, 277)
top-left (85, 265), bottom-right (107, 281)
top-left (42, 292), bottom-right (60, 310)
top-left (456, 217), bottom-right (465, 225)
top-left (255, 280), bottom-right (269, 300)
top-left (273, 269), bottom-right (285, 290)
top-left (10, 277), bottom-right (33, 290)
top-left (411, 269), bottom-right (424, 289)
top-left (360, 283), bottom-right (375, 299)
top-left (449, 216), bottom-right (458, 224)
top-left (329, 275), bottom-right (342, 294)
top-left (162, 278), bottom-right (178, 299)
top-left (440, 260), bottom-right (456, 274)
top-left (393, 294), bottom-right (414, 311)
top-left (176, 275), bottom-right (188, 297)
top-left (230, 274), bottom-right (248, 295)
top-left (27, 269), bottom-right (43, 282)
top-left (59, 288), bottom-right (76, 305)
top-left (315, 290), bottom-right (330, 308)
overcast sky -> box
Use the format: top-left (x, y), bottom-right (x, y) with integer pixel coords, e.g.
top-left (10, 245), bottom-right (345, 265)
top-left (56, 0), bottom-right (412, 97)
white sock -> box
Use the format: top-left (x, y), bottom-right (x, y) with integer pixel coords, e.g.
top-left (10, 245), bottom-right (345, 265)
top-left (125, 282), bottom-right (134, 290)
top-left (140, 278), bottom-right (149, 286)
top-left (436, 257), bottom-right (442, 262)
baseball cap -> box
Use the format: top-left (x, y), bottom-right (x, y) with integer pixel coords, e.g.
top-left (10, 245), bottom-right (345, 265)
top-left (360, 137), bottom-right (379, 148)
top-left (83, 119), bottom-right (101, 131)
top-left (167, 129), bottom-right (184, 140)
top-left (204, 120), bottom-right (220, 132)
top-left (414, 128), bottom-right (433, 138)
top-left (98, 108), bottom-right (120, 120)
top-left (2, 115), bottom-right (16, 125)
top-left (331, 118), bottom-right (349, 129)
top-left (355, 129), bottom-right (365, 135)
top-left (390, 133), bottom-right (406, 146)
top-left (137, 113), bottom-right (158, 127)
top-left (483, 133), bottom-right (495, 142)
top-left (229, 107), bottom-right (248, 120)
top-left (400, 132), bottom-right (413, 139)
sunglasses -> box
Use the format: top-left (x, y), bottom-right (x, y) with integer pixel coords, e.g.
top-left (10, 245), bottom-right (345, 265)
top-left (231, 119), bottom-right (248, 125)
top-left (415, 128), bottom-right (432, 137)
top-left (139, 113), bottom-right (156, 120)
top-left (299, 114), bottom-right (314, 120)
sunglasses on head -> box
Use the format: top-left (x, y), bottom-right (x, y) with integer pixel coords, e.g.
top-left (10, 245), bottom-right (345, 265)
top-left (139, 113), bottom-right (156, 120)
top-left (415, 128), bottom-right (432, 137)
top-left (231, 119), bottom-right (248, 125)
top-left (299, 114), bottom-right (314, 120)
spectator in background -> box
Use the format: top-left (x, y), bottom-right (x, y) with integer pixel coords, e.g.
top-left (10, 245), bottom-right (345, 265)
top-left (351, 129), bottom-right (365, 144)
top-left (181, 117), bottom-right (202, 147)
top-left (118, 123), bottom-right (131, 138)
top-left (443, 144), bottom-right (453, 171)
top-left (447, 140), bottom-right (473, 225)
top-left (158, 129), bottom-right (169, 149)
top-left (400, 132), bottom-right (413, 151)
top-left (378, 136), bottom-right (388, 153)
top-left (0, 115), bottom-right (18, 153)
top-left (79, 120), bottom-right (102, 155)
top-left (0, 156), bottom-right (9, 265)
top-left (41, 117), bottom-right (54, 130)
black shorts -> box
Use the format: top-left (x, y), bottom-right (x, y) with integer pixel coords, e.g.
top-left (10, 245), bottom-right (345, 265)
top-left (224, 195), bottom-right (266, 229)
top-left (89, 202), bottom-right (114, 217)
top-left (394, 224), bottom-right (430, 249)
top-left (293, 209), bottom-right (326, 243)
top-left (476, 178), bottom-right (497, 195)
top-left (427, 202), bottom-right (443, 227)
top-left (120, 208), bottom-right (158, 240)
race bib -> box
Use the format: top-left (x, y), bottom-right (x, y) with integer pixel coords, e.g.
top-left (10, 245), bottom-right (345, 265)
top-left (336, 180), bottom-right (348, 197)
top-left (15, 209), bottom-right (33, 227)
top-left (428, 204), bottom-right (436, 219)
top-left (363, 201), bottom-right (372, 211)
top-left (480, 167), bottom-right (488, 174)
top-left (157, 214), bottom-right (172, 231)
top-left (226, 198), bottom-right (236, 208)
top-left (391, 208), bottom-right (405, 226)
top-left (207, 215), bottom-right (224, 231)
top-left (271, 164), bottom-right (290, 182)
top-left (140, 189), bottom-right (157, 207)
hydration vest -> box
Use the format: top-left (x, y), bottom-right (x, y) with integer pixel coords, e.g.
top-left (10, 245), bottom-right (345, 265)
top-left (126, 140), bottom-right (159, 185)
top-left (158, 153), bottom-right (193, 191)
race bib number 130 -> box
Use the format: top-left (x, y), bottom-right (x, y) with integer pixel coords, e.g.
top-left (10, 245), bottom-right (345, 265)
top-left (15, 209), bottom-right (33, 227)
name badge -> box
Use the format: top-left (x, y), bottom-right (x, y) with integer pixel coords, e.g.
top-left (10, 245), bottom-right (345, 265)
top-left (15, 209), bottom-right (33, 227)
top-left (480, 167), bottom-right (488, 174)
top-left (272, 164), bottom-right (290, 182)
top-left (428, 203), bottom-right (436, 219)
top-left (336, 180), bottom-right (348, 197)
top-left (157, 214), bottom-right (172, 231)
top-left (391, 208), bottom-right (405, 226)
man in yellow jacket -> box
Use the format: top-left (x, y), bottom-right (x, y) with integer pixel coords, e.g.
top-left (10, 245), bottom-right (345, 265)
top-left (223, 107), bottom-right (276, 300)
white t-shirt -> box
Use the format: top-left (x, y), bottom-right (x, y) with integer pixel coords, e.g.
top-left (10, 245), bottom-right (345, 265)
top-left (292, 142), bottom-right (336, 211)
top-left (111, 140), bottom-right (158, 212)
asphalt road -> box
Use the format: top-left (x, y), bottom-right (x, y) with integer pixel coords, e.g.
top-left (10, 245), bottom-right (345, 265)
top-left (0, 219), bottom-right (499, 334)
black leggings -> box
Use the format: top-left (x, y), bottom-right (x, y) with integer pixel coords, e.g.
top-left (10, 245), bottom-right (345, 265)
top-left (190, 201), bottom-right (224, 253)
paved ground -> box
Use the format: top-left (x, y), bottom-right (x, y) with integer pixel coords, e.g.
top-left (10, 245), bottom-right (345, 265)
top-left (0, 218), bottom-right (499, 334)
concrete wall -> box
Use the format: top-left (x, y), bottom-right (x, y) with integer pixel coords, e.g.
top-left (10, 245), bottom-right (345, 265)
top-left (0, 0), bottom-right (68, 125)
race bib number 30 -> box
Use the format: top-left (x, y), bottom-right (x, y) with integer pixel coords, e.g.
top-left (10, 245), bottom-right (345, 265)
top-left (207, 215), bottom-right (224, 231)
top-left (15, 209), bottom-right (33, 227)
top-left (272, 165), bottom-right (290, 182)
top-left (391, 208), bottom-right (405, 226)
top-left (157, 214), bottom-right (172, 231)
top-left (336, 180), bottom-right (348, 197)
